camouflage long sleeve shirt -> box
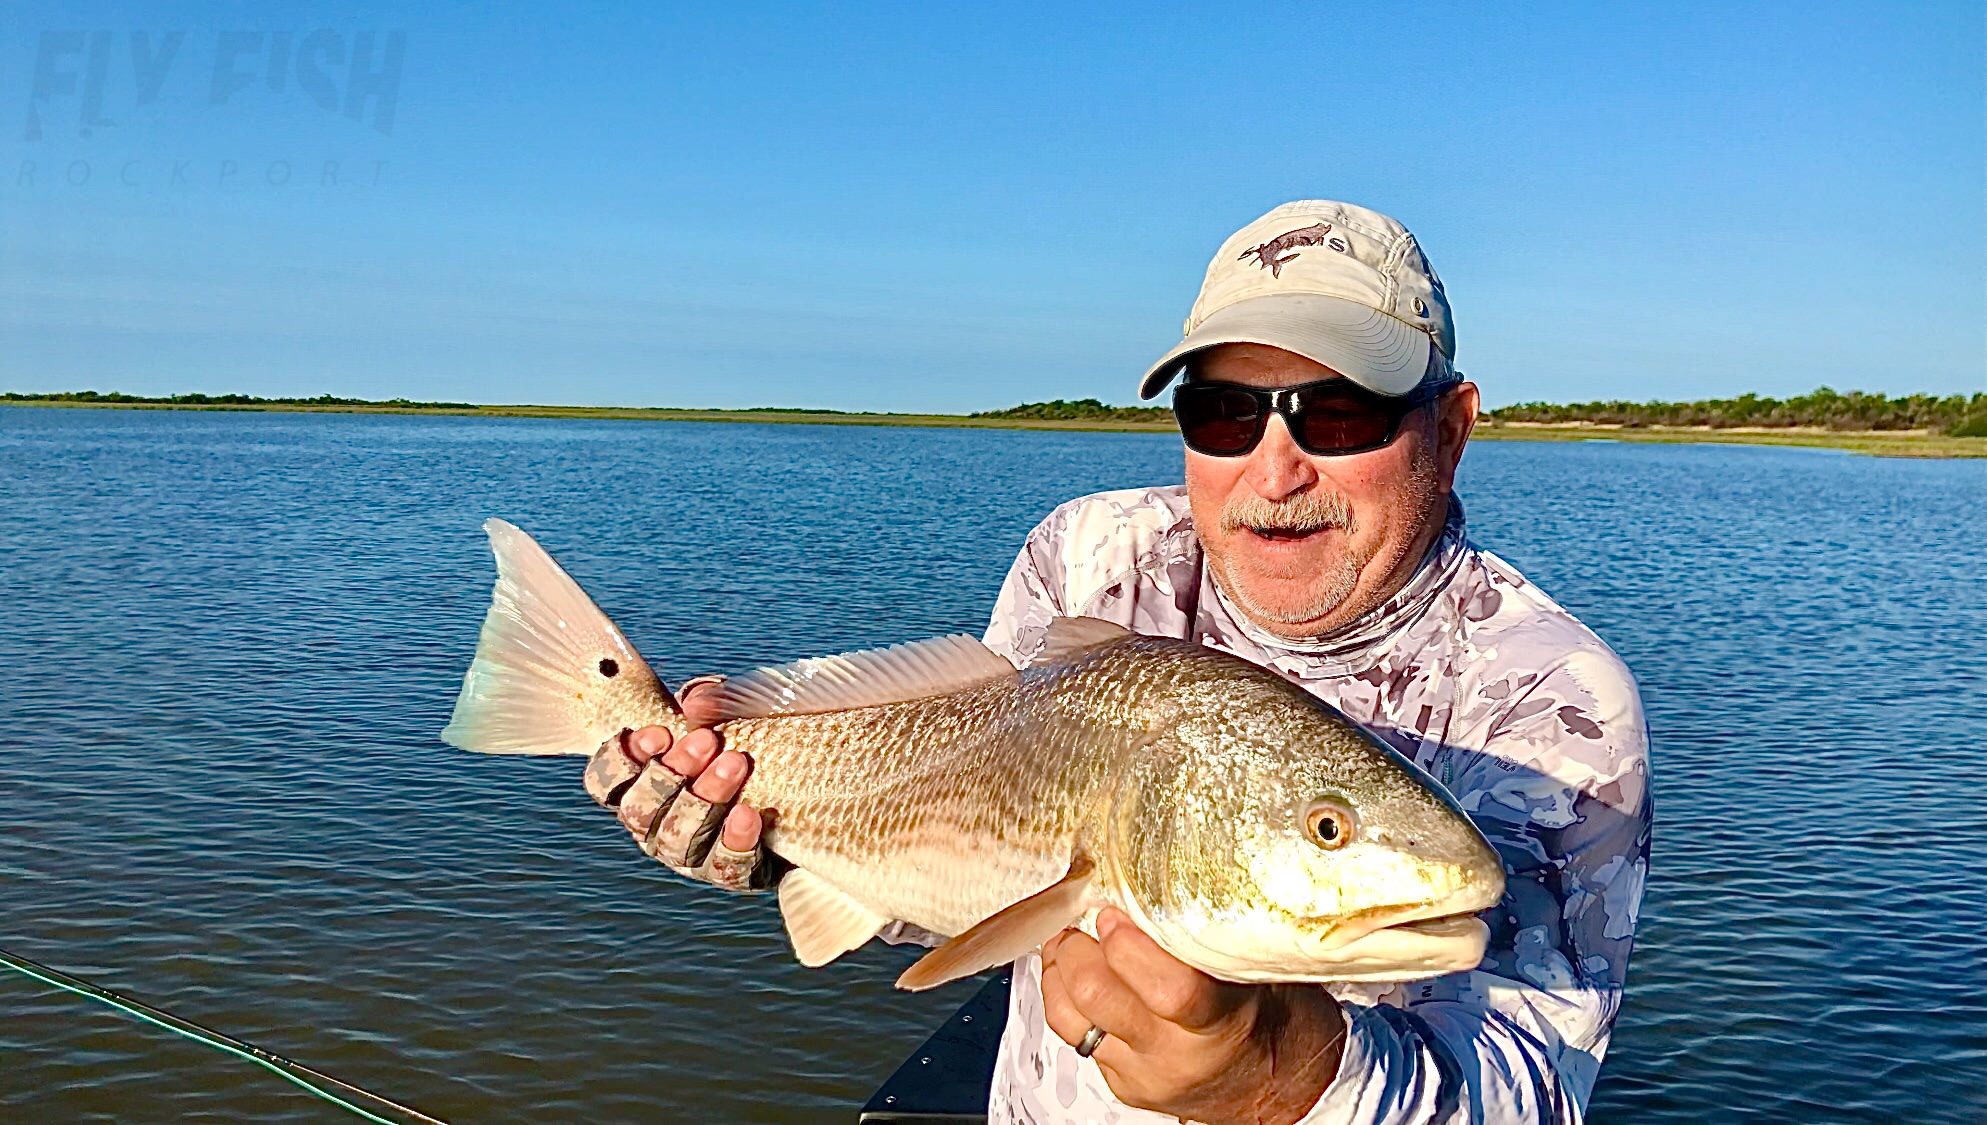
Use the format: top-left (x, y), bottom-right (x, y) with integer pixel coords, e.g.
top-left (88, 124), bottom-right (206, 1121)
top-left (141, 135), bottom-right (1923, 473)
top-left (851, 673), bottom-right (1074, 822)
top-left (978, 486), bottom-right (1651, 1125)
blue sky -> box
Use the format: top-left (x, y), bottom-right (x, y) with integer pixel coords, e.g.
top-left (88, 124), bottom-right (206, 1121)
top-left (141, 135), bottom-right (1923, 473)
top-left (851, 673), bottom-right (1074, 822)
top-left (3, 2), bottom-right (1981, 411)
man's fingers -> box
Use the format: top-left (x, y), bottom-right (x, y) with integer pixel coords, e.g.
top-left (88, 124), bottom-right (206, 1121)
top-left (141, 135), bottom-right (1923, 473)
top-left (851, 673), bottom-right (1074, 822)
top-left (585, 696), bottom-right (776, 893)
top-left (701, 805), bottom-right (767, 891)
top-left (616, 758), bottom-right (690, 839)
top-left (659, 727), bottom-right (721, 777)
top-left (678, 805), bottom-right (776, 892)
top-left (647, 790), bottom-right (722, 866)
top-left (1041, 938), bottom-right (1117, 1063)
top-left (691, 747), bottom-right (749, 802)
top-left (679, 676), bottom-right (728, 728)
top-left (583, 729), bottom-right (643, 807)
top-left (1040, 929), bottom-right (1158, 1055)
top-left (719, 802), bottom-right (761, 852)
top-left (699, 839), bottom-right (764, 891)
top-left (1095, 908), bottom-right (1234, 1030)
top-left (627, 726), bottom-right (672, 766)
top-left (615, 728), bottom-right (718, 841)
top-left (651, 750), bottom-right (752, 867)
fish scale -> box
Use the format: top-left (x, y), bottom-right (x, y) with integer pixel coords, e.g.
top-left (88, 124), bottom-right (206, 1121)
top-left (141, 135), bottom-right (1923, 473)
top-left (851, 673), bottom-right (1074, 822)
top-left (718, 675), bottom-right (1140, 938)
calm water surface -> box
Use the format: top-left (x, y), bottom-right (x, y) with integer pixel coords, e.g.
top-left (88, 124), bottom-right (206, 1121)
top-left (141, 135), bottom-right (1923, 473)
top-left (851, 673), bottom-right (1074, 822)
top-left (1, 408), bottom-right (1983, 1122)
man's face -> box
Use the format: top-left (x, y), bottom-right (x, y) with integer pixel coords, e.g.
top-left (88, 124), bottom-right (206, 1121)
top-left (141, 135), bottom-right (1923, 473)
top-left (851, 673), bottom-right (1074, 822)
top-left (1181, 343), bottom-right (1479, 639)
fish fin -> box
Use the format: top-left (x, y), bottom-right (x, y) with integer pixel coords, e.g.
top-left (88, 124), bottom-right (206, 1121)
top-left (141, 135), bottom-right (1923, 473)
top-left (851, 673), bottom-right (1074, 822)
top-left (895, 857), bottom-right (1097, 992)
top-left (778, 869), bottom-right (891, 967)
top-left (709, 635), bottom-right (1016, 720)
top-left (440, 519), bottom-right (677, 755)
top-left (1028, 617), bottom-right (1131, 666)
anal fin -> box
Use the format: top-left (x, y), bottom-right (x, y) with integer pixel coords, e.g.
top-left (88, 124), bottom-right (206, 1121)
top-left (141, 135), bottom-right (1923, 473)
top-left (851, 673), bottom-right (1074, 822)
top-left (896, 857), bottom-right (1097, 992)
top-left (778, 869), bottom-right (891, 968)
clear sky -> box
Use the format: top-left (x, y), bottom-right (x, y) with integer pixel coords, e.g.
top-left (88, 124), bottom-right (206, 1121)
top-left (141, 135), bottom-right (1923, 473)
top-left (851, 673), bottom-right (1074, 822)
top-left (3, 2), bottom-right (1981, 412)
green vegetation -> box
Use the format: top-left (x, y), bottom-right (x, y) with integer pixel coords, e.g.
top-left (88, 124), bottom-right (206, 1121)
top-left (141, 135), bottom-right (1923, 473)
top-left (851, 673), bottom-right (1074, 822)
top-left (5, 387), bottom-right (1983, 458)
top-left (1484, 387), bottom-right (1986, 437)
top-left (974, 398), bottom-right (1170, 423)
top-left (1, 389), bottom-right (481, 409)
top-left (1471, 424), bottom-right (1982, 459)
top-left (1949, 409), bottom-right (1987, 438)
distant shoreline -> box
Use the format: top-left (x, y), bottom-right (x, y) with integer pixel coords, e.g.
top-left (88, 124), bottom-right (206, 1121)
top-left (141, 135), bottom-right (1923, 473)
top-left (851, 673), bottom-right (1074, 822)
top-left (3, 397), bottom-right (1981, 459)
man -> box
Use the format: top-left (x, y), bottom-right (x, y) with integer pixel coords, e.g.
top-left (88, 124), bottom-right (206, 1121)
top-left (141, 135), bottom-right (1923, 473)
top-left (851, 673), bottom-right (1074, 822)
top-left (586, 199), bottom-right (1651, 1123)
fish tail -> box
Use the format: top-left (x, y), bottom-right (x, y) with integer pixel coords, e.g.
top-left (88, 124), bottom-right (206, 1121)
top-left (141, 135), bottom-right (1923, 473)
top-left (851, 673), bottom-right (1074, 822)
top-left (440, 519), bottom-right (680, 756)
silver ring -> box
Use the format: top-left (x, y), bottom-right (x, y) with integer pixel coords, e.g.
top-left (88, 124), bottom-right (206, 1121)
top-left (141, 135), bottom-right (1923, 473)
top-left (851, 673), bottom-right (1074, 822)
top-left (1075, 1024), bottom-right (1107, 1058)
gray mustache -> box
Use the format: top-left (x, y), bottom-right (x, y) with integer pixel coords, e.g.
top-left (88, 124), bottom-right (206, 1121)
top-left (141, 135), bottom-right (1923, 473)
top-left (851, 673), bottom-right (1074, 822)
top-left (1221, 492), bottom-right (1354, 534)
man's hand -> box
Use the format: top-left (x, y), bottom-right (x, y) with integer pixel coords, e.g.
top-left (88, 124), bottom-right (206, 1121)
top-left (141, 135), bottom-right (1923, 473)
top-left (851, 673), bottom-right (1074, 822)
top-left (582, 680), bottom-right (776, 892)
top-left (1040, 908), bottom-right (1347, 1125)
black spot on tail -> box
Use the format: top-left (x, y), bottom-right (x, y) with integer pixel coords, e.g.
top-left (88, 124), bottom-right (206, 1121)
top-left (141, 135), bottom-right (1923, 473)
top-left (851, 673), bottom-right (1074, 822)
top-left (598, 658), bottom-right (620, 677)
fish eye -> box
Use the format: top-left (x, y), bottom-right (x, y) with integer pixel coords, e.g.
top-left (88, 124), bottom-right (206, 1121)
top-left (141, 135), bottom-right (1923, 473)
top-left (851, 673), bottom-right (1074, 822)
top-left (1304, 801), bottom-right (1356, 850)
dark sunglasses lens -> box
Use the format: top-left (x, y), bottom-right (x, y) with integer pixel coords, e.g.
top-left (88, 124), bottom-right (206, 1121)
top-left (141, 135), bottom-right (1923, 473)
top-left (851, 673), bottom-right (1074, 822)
top-left (1175, 386), bottom-right (1264, 454)
top-left (1293, 390), bottom-right (1396, 454)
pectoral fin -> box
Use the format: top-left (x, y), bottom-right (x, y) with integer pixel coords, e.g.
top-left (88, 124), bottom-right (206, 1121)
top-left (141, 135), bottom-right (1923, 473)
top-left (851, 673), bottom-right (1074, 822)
top-left (895, 857), bottom-right (1097, 992)
top-left (778, 869), bottom-right (890, 967)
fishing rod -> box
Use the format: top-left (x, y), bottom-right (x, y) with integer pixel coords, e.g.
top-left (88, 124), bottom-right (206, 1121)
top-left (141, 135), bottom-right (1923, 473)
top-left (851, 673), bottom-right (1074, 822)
top-left (0, 944), bottom-right (450, 1125)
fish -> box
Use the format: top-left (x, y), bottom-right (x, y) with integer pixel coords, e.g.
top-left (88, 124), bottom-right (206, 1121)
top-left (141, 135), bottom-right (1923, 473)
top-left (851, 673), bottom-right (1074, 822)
top-left (441, 519), bottom-right (1506, 991)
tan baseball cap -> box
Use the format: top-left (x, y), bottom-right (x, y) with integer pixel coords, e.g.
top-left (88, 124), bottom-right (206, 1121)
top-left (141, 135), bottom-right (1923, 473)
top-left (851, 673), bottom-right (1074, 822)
top-left (1137, 199), bottom-right (1456, 399)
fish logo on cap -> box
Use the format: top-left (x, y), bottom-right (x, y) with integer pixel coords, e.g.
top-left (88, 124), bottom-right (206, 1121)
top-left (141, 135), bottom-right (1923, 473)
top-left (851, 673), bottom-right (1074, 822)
top-left (1237, 221), bottom-right (1347, 279)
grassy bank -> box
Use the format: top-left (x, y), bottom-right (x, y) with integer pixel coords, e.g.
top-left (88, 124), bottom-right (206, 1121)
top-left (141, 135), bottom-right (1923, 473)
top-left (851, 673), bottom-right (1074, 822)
top-left (0, 396), bottom-right (1180, 433)
top-left (5, 396), bottom-right (1982, 458)
top-left (1470, 421), bottom-right (1983, 459)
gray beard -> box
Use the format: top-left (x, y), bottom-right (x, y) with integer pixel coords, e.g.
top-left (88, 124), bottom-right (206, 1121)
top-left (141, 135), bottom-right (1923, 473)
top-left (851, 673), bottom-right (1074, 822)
top-left (1206, 454), bottom-right (1442, 635)
top-left (1207, 544), bottom-right (1361, 627)
top-left (1210, 489), bottom-right (1362, 626)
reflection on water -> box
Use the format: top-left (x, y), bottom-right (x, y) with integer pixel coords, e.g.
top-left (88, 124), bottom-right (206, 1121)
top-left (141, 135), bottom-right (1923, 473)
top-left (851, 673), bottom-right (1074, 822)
top-left (1, 408), bottom-right (1982, 1122)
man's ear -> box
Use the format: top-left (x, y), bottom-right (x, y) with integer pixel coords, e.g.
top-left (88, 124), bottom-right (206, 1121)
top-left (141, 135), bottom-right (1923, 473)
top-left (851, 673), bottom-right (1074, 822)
top-left (1434, 382), bottom-right (1479, 487)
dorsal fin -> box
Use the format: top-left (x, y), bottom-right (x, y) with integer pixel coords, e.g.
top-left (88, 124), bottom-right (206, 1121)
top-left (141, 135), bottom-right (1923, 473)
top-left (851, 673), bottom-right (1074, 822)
top-left (708, 634), bottom-right (1017, 720)
top-left (1028, 616), bottom-right (1132, 667)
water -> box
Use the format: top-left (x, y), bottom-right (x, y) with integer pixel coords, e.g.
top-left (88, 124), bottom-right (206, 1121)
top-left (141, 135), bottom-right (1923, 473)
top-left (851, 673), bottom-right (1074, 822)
top-left (1, 407), bottom-right (1982, 1123)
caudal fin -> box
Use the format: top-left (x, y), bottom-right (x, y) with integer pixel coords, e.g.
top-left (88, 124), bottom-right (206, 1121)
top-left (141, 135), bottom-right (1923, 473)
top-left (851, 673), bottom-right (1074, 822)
top-left (441, 519), bottom-right (679, 755)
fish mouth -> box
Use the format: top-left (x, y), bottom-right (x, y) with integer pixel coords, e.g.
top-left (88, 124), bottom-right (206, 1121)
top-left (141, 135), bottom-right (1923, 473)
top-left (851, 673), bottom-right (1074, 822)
top-left (1173, 904), bottom-right (1495, 986)
top-left (1306, 873), bottom-right (1505, 979)
top-left (1312, 855), bottom-right (1506, 959)
top-left (1377, 911), bottom-right (1491, 942)
top-left (1318, 901), bottom-right (1486, 949)
top-left (1310, 910), bottom-right (1492, 982)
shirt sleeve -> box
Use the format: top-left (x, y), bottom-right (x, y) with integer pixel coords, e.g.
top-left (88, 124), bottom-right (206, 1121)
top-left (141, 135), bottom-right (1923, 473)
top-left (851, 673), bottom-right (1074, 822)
top-left (1299, 653), bottom-right (1652, 1124)
top-left (981, 509), bottom-right (1070, 664)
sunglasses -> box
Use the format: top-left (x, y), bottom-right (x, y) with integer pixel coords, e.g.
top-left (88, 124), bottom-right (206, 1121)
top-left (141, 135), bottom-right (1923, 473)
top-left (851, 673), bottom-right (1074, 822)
top-left (1171, 377), bottom-right (1454, 457)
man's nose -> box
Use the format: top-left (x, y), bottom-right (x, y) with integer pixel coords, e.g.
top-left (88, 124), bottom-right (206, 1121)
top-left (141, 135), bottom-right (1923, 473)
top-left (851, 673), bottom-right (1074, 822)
top-left (1245, 415), bottom-right (1319, 500)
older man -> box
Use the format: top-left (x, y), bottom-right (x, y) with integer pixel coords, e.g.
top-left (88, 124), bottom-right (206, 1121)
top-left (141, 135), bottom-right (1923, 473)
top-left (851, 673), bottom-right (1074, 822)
top-left (589, 200), bottom-right (1651, 1124)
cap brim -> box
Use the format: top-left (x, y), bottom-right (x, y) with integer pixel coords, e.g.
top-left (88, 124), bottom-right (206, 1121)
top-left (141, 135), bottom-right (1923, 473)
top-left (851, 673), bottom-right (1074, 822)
top-left (1137, 293), bottom-right (1435, 399)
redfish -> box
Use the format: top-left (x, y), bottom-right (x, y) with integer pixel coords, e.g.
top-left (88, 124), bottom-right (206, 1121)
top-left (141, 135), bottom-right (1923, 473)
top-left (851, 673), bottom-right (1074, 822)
top-left (442, 520), bottom-right (1504, 989)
